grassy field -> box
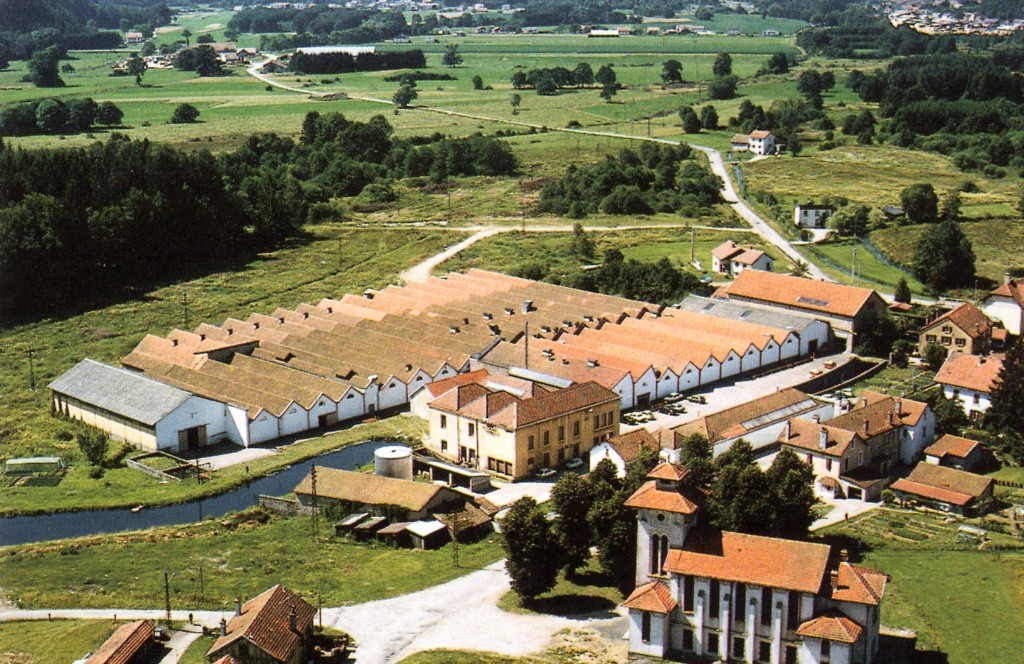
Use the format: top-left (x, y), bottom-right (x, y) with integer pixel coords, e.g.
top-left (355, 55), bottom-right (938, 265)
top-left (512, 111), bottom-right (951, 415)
top-left (0, 509), bottom-right (504, 610)
top-left (0, 226), bottom-right (450, 512)
top-left (803, 239), bottom-right (926, 294)
top-left (179, 634), bottom-right (218, 664)
top-left (498, 559), bottom-right (622, 617)
top-left (0, 619), bottom-right (124, 663)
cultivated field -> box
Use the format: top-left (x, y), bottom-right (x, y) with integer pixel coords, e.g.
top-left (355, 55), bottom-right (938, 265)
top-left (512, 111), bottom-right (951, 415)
top-left (0, 620), bottom-right (125, 664)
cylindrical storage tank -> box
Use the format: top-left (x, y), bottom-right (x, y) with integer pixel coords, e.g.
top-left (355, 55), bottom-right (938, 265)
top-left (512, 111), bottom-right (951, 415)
top-left (374, 445), bottom-right (413, 481)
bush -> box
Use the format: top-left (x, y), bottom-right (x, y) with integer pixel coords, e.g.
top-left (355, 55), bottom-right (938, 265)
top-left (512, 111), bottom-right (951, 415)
top-left (87, 466), bottom-right (105, 479)
top-left (170, 103), bottom-right (200, 124)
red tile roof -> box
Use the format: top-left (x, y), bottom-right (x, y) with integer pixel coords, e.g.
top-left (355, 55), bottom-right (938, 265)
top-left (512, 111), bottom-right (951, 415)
top-left (891, 462), bottom-right (993, 506)
top-left (677, 388), bottom-right (821, 444)
top-left (208, 585), bottom-right (315, 663)
top-left (663, 530), bottom-right (831, 593)
top-left (721, 270), bottom-right (880, 319)
top-left (423, 369), bottom-right (490, 398)
top-left (935, 351), bottom-right (1004, 393)
top-left (832, 562), bottom-right (888, 605)
top-left (921, 302), bottom-right (991, 339)
top-left (750, 130), bottom-right (773, 139)
top-left (780, 418), bottom-right (859, 458)
top-left (623, 581), bottom-right (677, 613)
top-left (606, 428), bottom-right (659, 464)
top-left (87, 620), bottom-right (154, 664)
top-left (987, 278), bottom-right (1024, 307)
top-left (624, 480), bottom-right (700, 514)
top-left (648, 462), bottom-right (688, 481)
top-left (826, 391), bottom-right (927, 437)
top-left (430, 380), bottom-right (618, 429)
top-left (925, 434), bottom-right (981, 460)
top-left (796, 610), bottom-right (864, 644)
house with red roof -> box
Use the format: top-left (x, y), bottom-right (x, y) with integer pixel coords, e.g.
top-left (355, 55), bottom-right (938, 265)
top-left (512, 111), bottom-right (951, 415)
top-left (589, 428), bottom-right (660, 477)
top-left (748, 129), bottom-right (776, 155)
top-left (934, 351), bottom-right (1004, 421)
top-left (207, 585), bottom-right (316, 664)
top-left (624, 463), bottom-right (889, 663)
top-left (982, 275), bottom-right (1024, 335)
top-left (924, 434), bottom-right (988, 472)
top-left (712, 241), bottom-right (774, 276)
top-left (891, 462), bottom-right (994, 516)
top-left (918, 301), bottom-right (993, 356)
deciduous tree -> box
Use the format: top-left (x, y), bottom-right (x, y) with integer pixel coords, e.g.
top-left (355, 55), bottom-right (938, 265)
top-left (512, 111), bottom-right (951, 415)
top-left (913, 218), bottom-right (975, 290)
top-left (27, 46), bottom-right (64, 87)
top-left (901, 183), bottom-right (939, 224)
top-left (712, 52), bottom-right (732, 77)
top-left (661, 59), bottom-right (683, 84)
top-left (170, 103), bottom-right (200, 124)
top-left (551, 472), bottom-right (595, 577)
top-left (502, 497), bottom-right (563, 602)
top-left (442, 43), bottom-right (463, 68)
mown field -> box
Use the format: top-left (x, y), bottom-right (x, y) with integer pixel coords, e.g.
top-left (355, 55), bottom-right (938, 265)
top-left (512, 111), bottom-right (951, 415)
top-left (0, 620), bottom-right (125, 664)
top-left (0, 509), bottom-right (504, 609)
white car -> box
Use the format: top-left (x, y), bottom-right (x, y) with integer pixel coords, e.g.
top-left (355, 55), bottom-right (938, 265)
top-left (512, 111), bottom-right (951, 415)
top-left (537, 467), bottom-right (557, 479)
top-left (565, 457), bottom-right (584, 469)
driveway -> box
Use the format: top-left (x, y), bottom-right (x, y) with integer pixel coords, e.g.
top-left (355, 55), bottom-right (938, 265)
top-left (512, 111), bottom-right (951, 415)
top-left (322, 560), bottom-right (626, 663)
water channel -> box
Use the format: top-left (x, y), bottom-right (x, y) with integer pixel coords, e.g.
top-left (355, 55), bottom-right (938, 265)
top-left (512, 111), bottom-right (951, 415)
top-left (0, 440), bottom-right (390, 547)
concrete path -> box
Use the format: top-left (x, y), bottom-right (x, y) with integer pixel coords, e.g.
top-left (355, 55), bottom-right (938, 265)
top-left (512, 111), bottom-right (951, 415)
top-left (810, 497), bottom-right (882, 531)
top-left (399, 227), bottom-right (503, 283)
top-left (157, 627), bottom-right (205, 664)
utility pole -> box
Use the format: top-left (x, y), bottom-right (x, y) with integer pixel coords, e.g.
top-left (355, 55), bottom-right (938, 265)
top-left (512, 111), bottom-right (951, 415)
top-left (27, 348), bottom-right (35, 391)
top-left (851, 246), bottom-right (857, 285)
top-left (163, 571), bottom-right (174, 627)
top-left (182, 291), bottom-right (189, 329)
top-left (447, 179), bottom-right (452, 222)
top-left (524, 322), bottom-right (529, 370)
top-left (450, 509), bottom-right (462, 568)
top-left (309, 464), bottom-right (319, 544)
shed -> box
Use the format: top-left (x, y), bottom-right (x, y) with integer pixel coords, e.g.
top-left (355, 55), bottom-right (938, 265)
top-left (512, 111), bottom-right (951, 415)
top-left (86, 620), bottom-right (155, 664)
top-left (5, 456), bottom-right (65, 475)
top-left (334, 512), bottom-right (369, 536)
top-left (353, 515), bottom-right (388, 540)
top-left (376, 521), bottom-right (412, 547)
top-left (406, 520), bottom-right (450, 549)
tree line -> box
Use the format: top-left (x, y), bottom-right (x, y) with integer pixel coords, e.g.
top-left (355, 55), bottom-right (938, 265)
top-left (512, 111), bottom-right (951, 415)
top-left (0, 112), bottom-right (518, 321)
top-left (795, 6), bottom-right (956, 59)
top-left (538, 143), bottom-right (721, 219)
top-left (256, 10), bottom-right (408, 50)
top-left (502, 437), bottom-right (817, 602)
top-left (288, 49), bottom-right (427, 75)
top-left (0, 97), bottom-right (124, 136)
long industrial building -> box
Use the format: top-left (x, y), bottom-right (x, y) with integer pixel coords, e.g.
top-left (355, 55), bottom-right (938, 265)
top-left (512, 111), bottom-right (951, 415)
top-left (51, 269), bottom-right (835, 455)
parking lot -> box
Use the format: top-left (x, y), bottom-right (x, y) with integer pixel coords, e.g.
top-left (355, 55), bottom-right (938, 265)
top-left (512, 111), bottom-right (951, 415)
top-left (621, 350), bottom-right (851, 434)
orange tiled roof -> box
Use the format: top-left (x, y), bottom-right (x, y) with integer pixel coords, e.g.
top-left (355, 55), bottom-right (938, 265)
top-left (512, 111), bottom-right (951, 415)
top-left (732, 249), bottom-right (766, 265)
top-left (623, 581), bottom-right (676, 614)
top-left (423, 369), bottom-right (490, 398)
top-left (721, 270), bottom-right (880, 319)
top-left (832, 562), bottom-right (888, 605)
top-left (648, 462), bottom-right (688, 481)
top-left (750, 130), bottom-right (773, 139)
top-left (921, 302), bottom-right (991, 339)
top-left (664, 530), bottom-right (830, 593)
top-left (624, 480), bottom-right (700, 514)
top-left (935, 351), bottom-right (1004, 393)
top-left (826, 391), bottom-right (927, 437)
top-left (780, 418), bottom-right (859, 458)
top-left (87, 620), bottom-right (154, 664)
top-left (925, 434), bottom-right (981, 460)
top-left (676, 388), bottom-right (820, 444)
top-left (606, 429), bottom-right (659, 464)
top-left (987, 278), bottom-right (1024, 307)
top-left (796, 610), bottom-right (864, 644)
top-left (208, 585), bottom-right (315, 663)
top-left (430, 380), bottom-right (618, 429)
top-left (893, 462), bottom-right (993, 503)
top-left (713, 241), bottom-right (743, 261)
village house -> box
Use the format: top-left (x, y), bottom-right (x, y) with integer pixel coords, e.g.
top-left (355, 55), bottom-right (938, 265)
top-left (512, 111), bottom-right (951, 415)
top-left (934, 351), bottom-right (1004, 421)
top-left (673, 387), bottom-right (833, 457)
top-left (714, 270), bottom-right (889, 351)
top-left (778, 391), bottom-right (934, 501)
top-left (923, 434), bottom-right (988, 472)
top-left (918, 301), bottom-right (993, 356)
top-left (711, 241), bottom-right (774, 276)
top-left (891, 462), bottom-right (994, 516)
top-left (624, 463), bottom-right (889, 663)
top-left (86, 620), bottom-right (155, 664)
top-left (123, 32), bottom-right (145, 45)
top-left (207, 585), bottom-right (315, 664)
top-left (982, 275), bottom-right (1024, 336)
top-left (294, 466), bottom-right (464, 520)
top-left (590, 428), bottom-right (660, 476)
top-left (748, 130), bottom-right (776, 155)
top-left (794, 204), bottom-right (834, 229)
top-left (426, 379), bottom-right (620, 479)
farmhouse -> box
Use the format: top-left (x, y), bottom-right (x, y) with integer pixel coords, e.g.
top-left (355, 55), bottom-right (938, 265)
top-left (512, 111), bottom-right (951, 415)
top-left (711, 241), bottom-right (774, 276)
top-left (891, 462), bottom-right (994, 516)
top-left (794, 204), bottom-right (834, 229)
top-left (918, 301), bottom-right (992, 356)
top-left (982, 275), bottom-right (1024, 335)
top-left (123, 32), bottom-right (145, 44)
top-left (714, 270), bottom-right (888, 350)
top-left (748, 130), bottom-right (776, 155)
top-left (207, 585), bottom-right (315, 664)
top-left (934, 351), bottom-right (1003, 420)
top-left (49, 359), bottom-right (236, 454)
top-left (86, 620), bottom-right (155, 664)
top-left (624, 463), bottom-right (889, 663)
top-left (779, 391), bottom-right (934, 501)
top-left (260, 58), bottom-right (288, 73)
top-left (672, 388), bottom-right (833, 457)
top-left (426, 379), bottom-right (620, 479)
top-left (924, 434), bottom-right (987, 472)
top-left (295, 466), bottom-right (465, 520)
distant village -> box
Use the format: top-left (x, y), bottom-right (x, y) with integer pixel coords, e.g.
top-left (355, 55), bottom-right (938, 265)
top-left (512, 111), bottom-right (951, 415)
top-left (885, 0), bottom-right (1024, 35)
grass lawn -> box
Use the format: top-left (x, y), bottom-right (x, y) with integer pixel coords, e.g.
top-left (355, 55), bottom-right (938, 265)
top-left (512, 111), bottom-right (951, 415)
top-left (0, 226), bottom-right (450, 513)
top-left (0, 619), bottom-right (124, 663)
top-left (0, 510), bottom-right (504, 610)
top-left (179, 634), bottom-right (218, 664)
top-left (803, 239), bottom-right (926, 295)
top-left (498, 559), bottom-right (622, 617)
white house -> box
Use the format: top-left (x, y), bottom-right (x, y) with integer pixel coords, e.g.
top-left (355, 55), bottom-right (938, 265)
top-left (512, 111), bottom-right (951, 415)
top-left (623, 463), bottom-right (889, 663)
top-left (934, 351), bottom-right (1004, 421)
top-left (982, 276), bottom-right (1024, 336)
top-left (748, 130), bottom-right (776, 155)
top-left (711, 241), bottom-right (774, 276)
top-left (589, 428), bottom-right (660, 476)
top-left (794, 205), bottom-right (834, 229)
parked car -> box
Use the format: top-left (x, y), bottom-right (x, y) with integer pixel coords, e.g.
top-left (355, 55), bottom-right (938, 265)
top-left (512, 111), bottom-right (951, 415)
top-left (537, 467), bottom-right (557, 479)
top-left (686, 395), bottom-right (706, 404)
top-left (663, 392), bottom-right (686, 404)
top-left (659, 403), bottom-right (687, 416)
top-left (565, 457), bottom-right (584, 469)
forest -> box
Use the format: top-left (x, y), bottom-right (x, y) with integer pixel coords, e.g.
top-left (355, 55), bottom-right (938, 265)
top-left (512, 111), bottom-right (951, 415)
top-left (795, 7), bottom-right (955, 58)
top-left (288, 50), bottom-right (426, 75)
top-left (231, 7), bottom-right (409, 49)
top-left (0, 113), bottom-right (518, 321)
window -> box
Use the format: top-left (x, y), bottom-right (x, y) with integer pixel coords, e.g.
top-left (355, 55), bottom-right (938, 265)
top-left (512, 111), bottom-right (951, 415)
top-left (735, 583), bottom-right (746, 625)
top-left (527, 457), bottom-right (535, 467)
top-left (640, 612), bottom-right (651, 643)
top-left (710, 579), bottom-right (720, 617)
top-left (682, 629), bottom-right (694, 651)
top-left (759, 641), bottom-right (771, 662)
top-left (733, 637), bottom-right (745, 659)
top-left (955, 338), bottom-right (966, 347)
top-left (784, 645), bottom-right (798, 664)
top-left (649, 534), bottom-right (668, 575)
top-left (973, 393), bottom-right (981, 404)
top-left (528, 435), bottom-right (535, 451)
top-left (468, 423), bottom-right (475, 436)
top-left (573, 420), bottom-right (580, 437)
top-left (558, 425), bottom-right (565, 441)
top-left (440, 414), bottom-right (447, 429)
top-left (760, 588), bottom-right (772, 625)
top-left (941, 336), bottom-right (952, 345)
top-left (825, 459), bottom-right (832, 473)
top-left (684, 575), bottom-right (695, 612)
top-left (593, 415), bottom-right (600, 429)
top-left (441, 440), bottom-right (448, 451)
top-left (821, 639), bottom-right (831, 662)
top-left (942, 325), bottom-right (952, 333)
top-left (926, 334), bottom-right (936, 343)
top-left (806, 453), bottom-right (812, 464)
top-left (707, 632), bottom-right (720, 656)
top-left (542, 431), bottom-right (550, 445)
top-left (786, 591), bottom-right (800, 629)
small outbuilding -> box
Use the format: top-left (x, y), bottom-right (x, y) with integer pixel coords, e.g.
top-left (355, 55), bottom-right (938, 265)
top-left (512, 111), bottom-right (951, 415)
top-left (4, 456), bottom-right (65, 475)
top-left (891, 462), bottom-right (994, 516)
top-left (86, 620), bottom-right (155, 664)
top-left (406, 520), bottom-right (450, 549)
top-left (924, 435), bottom-right (988, 472)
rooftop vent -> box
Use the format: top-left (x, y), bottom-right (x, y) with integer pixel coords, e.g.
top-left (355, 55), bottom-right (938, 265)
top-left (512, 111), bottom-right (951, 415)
top-left (541, 349), bottom-right (554, 357)
top-left (505, 307), bottom-right (515, 316)
top-left (326, 307), bottom-right (333, 314)
top-left (449, 325), bottom-right (460, 334)
top-left (587, 359), bottom-right (599, 368)
top-left (171, 339), bottom-right (178, 347)
top-left (302, 312), bottom-right (309, 319)
top-left (483, 312), bottom-right (493, 320)
top-left (541, 325), bottom-right (552, 334)
top-left (404, 363), bottom-right (413, 372)
top-left (253, 322), bottom-right (260, 330)
top-left (226, 328), bottom-right (233, 336)
top-left (488, 324), bottom-right (501, 336)
top-left (522, 300), bottom-right (533, 314)
top-left (199, 334), bottom-right (206, 341)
